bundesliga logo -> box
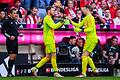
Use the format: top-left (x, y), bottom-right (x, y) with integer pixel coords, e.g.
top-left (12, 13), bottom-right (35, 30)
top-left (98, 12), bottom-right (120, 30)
top-left (46, 67), bottom-right (79, 73)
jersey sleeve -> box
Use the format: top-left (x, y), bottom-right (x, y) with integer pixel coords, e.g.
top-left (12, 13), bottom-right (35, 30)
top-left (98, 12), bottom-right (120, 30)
top-left (71, 19), bottom-right (84, 28)
top-left (46, 17), bottom-right (63, 29)
top-left (1, 20), bottom-right (10, 38)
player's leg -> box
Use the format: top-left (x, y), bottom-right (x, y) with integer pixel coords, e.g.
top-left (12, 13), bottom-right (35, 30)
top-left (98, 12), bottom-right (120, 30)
top-left (87, 43), bottom-right (97, 72)
top-left (88, 56), bottom-right (96, 72)
top-left (76, 51), bottom-right (89, 77)
top-left (81, 51), bottom-right (89, 77)
top-left (51, 52), bottom-right (64, 77)
top-left (50, 44), bottom-right (63, 77)
top-left (36, 54), bottom-right (51, 68)
top-left (7, 40), bottom-right (18, 76)
top-left (31, 54), bottom-right (51, 76)
top-left (36, 44), bottom-right (52, 68)
top-left (31, 44), bottom-right (51, 76)
top-left (51, 52), bottom-right (58, 72)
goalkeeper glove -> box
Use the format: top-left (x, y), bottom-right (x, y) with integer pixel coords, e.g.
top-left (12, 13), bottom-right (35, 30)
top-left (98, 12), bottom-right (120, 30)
top-left (59, 19), bottom-right (65, 23)
top-left (74, 28), bottom-right (82, 32)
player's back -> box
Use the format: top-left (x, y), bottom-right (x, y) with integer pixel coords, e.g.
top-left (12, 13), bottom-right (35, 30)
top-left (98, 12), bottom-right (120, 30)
top-left (85, 14), bottom-right (98, 43)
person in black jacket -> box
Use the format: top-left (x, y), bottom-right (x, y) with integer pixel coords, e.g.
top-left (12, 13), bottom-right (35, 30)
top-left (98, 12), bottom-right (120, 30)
top-left (1, 8), bottom-right (22, 77)
top-left (103, 36), bottom-right (119, 65)
top-left (0, 10), bottom-right (5, 28)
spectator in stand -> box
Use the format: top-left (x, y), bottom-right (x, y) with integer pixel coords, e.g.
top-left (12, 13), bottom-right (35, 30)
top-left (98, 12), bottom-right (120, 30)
top-left (59, 8), bottom-right (65, 18)
top-left (66, 36), bottom-right (76, 62)
top-left (91, 2), bottom-right (98, 12)
top-left (80, 0), bottom-right (92, 8)
top-left (24, 0), bottom-right (39, 11)
top-left (0, 10), bottom-right (5, 28)
top-left (58, 8), bottom-right (69, 28)
top-left (0, 0), bottom-right (10, 13)
top-left (26, 7), bottom-right (42, 24)
top-left (66, 36), bottom-right (76, 48)
top-left (53, 10), bottom-right (59, 23)
top-left (63, 0), bottom-right (78, 9)
top-left (64, 0), bottom-right (76, 19)
top-left (53, 0), bottom-right (63, 9)
top-left (113, 9), bottom-right (120, 28)
top-left (52, 0), bottom-right (63, 20)
top-left (102, 9), bottom-right (114, 29)
top-left (103, 36), bottom-right (119, 65)
top-left (109, 0), bottom-right (119, 19)
top-left (98, 1), bottom-right (108, 18)
top-left (71, 38), bottom-right (85, 63)
top-left (11, 0), bottom-right (26, 23)
top-left (72, 9), bottom-right (83, 23)
top-left (91, 5), bottom-right (105, 24)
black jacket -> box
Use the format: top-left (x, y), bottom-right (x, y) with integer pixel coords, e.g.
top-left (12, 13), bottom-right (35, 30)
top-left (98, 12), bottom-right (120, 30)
top-left (1, 17), bottom-right (19, 39)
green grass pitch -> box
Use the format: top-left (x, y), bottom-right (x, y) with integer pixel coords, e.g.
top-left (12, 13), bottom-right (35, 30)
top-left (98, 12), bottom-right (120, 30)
top-left (0, 76), bottom-right (120, 80)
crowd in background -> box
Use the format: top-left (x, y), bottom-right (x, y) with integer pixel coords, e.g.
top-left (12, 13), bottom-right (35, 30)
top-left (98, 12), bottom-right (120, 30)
top-left (57, 36), bottom-right (120, 66)
top-left (0, 0), bottom-right (120, 65)
top-left (0, 0), bottom-right (120, 28)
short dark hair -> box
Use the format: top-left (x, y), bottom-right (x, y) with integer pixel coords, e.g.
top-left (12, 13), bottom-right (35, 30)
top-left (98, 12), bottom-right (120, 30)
top-left (111, 36), bottom-right (118, 41)
top-left (77, 38), bottom-right (85, 43)
top-left (76, 9), bottom-right (82, 12)
top-left (69, 36), bottom-right (76, 40)
top-left (46, 6), bottom-right (54, 12)
top-left (85, 5), bottom-right (93, 12)
top-left (31, 6), bottom-right (38, 10)
top-left (14, 0), bottom-right (20, 3)
top-left (10, 8), bottom-right (16, 14)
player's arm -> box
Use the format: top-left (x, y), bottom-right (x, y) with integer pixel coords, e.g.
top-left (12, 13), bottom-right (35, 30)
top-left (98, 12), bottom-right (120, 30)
top-left (70, 19), bottom-right (84, 28)
top-left (46, 17), bottom-right (64, 29)
top-left (114, 47), bottom-right (119, 61)
top-left (84, 27), bottom-right (94, 33)
top-left (103, 44), bottom-right (109, 59)
top-left (114, 52), bottom-right (118, 61)
top-left (1, 20), bottom-right (11, 38)
top-left (103, 50), bottom-right (109, 59)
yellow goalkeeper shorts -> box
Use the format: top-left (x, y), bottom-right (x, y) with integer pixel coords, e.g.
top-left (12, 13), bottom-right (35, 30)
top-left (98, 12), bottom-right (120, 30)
top-left (83, 42), bottom-right (97, 53)
top-left (45, 44), bottom-right (56, 54)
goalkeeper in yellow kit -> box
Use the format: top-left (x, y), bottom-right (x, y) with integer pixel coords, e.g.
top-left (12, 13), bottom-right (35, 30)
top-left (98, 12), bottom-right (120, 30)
top-left (69, 5), bottom-right (98, 77)
top-left (31, 6), bottom-right (64, 77)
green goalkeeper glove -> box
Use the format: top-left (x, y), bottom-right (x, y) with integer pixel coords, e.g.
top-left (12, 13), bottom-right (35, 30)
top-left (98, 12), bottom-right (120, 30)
top-left (74, 28), bottom-right (82, 32)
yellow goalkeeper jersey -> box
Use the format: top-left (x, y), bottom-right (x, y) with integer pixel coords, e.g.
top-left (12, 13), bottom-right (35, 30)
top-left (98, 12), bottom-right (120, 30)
top-left (43, 15), bottom-right (63, 45)
top-left (71, 14), bottom-right (98, 43)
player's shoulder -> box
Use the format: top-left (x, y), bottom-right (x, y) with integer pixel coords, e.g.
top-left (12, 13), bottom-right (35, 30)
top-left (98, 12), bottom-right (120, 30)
top-left (44, 15), bottom-right (51, 20)
top-left (2, 18), bottom-right (10, 24)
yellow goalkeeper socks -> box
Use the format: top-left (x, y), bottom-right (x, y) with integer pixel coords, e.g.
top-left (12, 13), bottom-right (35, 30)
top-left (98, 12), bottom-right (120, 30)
top-left (36, 57), bottom-right (49, 68)
top-left (51, 56), bottom-right (58, 72)
top-left (82, 56), bottom-right (88, 76)
top-left (88, 56), bottom-right (96, 72)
